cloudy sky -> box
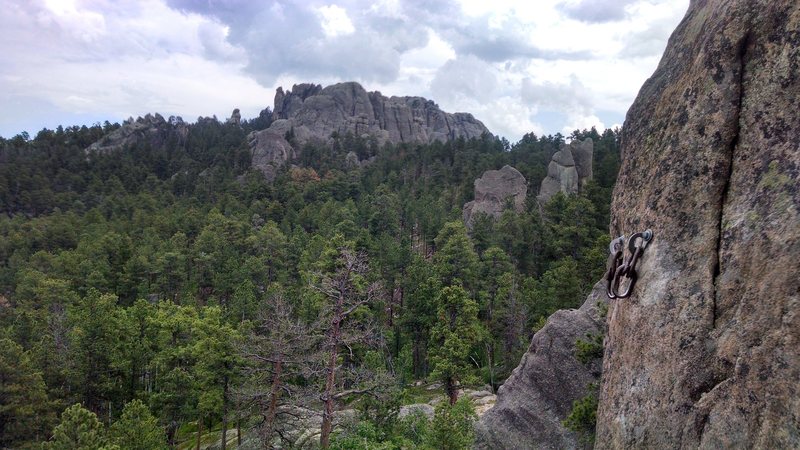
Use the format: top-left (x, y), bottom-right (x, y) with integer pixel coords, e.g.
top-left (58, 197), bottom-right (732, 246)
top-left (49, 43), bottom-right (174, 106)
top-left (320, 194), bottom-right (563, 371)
top-left (0, 0), bottom-right (689, 141)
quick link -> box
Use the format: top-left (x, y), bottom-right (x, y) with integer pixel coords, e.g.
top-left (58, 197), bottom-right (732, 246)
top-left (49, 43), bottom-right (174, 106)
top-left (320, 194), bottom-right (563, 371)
top-left (605, 230), bottom-right (653, 299)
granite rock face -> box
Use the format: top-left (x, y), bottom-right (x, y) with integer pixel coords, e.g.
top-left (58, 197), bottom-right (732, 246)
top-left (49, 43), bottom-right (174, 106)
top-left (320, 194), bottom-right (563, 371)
top-left (475, 282), bottom-right (608, 449)
top-left (248, 82), bottom-right (490, 176)
top-left (86, 113), bottom-right (188, 153)
top-left (596, 0), bottom-right (800, 448)
top-left (537, 138), bottom-right (593, 203)
top-left (463, 165), bottom-right (527, 229)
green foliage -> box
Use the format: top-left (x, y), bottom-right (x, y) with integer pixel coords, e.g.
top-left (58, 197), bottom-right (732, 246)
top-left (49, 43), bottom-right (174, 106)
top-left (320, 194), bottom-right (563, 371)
top-left (426, 398), bottom-right (477, 450)
top-left (433, 221), bottom-right (479, 288)
top-left (575, 333), bottom-right (604, 364)
top-left (429, 285), bottom-right (486, 401)
top-left (67, 289), bottom-right (122, 412)
top-left (0, 338), bottom-right (54, 448)
top-left (108, 400), bottom-right (167, 450)
top-left (563, 384), bottom-right (599, 446)
top-left (44, 403), bottom-right (113, 450)
top-left (0, 121), bottom-right (620, 445)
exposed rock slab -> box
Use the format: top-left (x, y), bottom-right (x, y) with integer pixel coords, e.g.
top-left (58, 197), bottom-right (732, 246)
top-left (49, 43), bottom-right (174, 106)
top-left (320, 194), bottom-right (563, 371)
top-left (537, 138), bottom-right (593, 203)
top-left (463, 165), bottom-right (527, 229)
top-left (248, 82), bottom-right (490, 176)
top-left (474, 282), bottom-right (608, 449)
top-left (596, 1), bottom-right (800, 448)
top-left (85, 113), bottom-right (188, 153)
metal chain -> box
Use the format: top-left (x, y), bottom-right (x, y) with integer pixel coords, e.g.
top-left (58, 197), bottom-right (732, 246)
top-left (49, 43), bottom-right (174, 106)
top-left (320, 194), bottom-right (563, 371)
top-left (606, 229), bottom-right (653, 299)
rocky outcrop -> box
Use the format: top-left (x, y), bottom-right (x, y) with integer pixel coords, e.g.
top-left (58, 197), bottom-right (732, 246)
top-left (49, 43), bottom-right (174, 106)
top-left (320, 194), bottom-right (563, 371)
top-left (463, 165), bottom-right (527, 229)
top-left (596, 1), bottom-right (800, 448)
top-left (248, 82), bottom-right (490, 176)
top-left (537, 138), bottom-right (593, 203)
top-left (475, 282), bottom-right (607, 449)
top-left (226, 108), bottom-right (241, 126)
top-left (85, 113), bottom-right (188, 153)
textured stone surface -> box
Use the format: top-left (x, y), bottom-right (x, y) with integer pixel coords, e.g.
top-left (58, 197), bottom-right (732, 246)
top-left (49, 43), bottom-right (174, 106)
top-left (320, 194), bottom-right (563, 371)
top-left (596, 1), bottom-right (800, 448)
top-left (398, 404), bottom-right (434, 420)
top-left (248, 82), bottom-right (490, 175)
top-left (475, 282), bottom-right (608, 449)
top-left (537, 138), bottom-right (593, 203)
top-left (463, 165), bottom-right (527, 229)
top-left (571, 138), bottom-right (593, 186)
top-left (85, 113), bottom-right (188, 153)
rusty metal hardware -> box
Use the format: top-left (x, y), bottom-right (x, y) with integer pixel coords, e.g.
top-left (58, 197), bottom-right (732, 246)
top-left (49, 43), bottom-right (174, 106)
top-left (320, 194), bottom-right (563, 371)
top-left (606, 230), bottom-right (653, 299)
top-left (605, 236), bottom-right (625, 299)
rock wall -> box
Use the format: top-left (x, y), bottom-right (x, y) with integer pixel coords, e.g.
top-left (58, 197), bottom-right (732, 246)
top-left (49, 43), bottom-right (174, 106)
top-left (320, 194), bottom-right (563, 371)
top-left (86, 113), bottom-right (188, 154)
top-left (463, 165), bottom-right (527, 229)
top-left (475, 282), bottom-right (607, 449)
top-left (597, 0), bottom-right (800, 448)
top-left (248, 82), bottom-right (490, 176)
top-left (537, 138), bottom-right (593, 204)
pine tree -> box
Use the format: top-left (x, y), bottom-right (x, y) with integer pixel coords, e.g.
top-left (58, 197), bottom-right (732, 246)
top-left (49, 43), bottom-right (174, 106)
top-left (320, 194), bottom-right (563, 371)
top-left (429, 284), bottom-right (486, 404)
top-left (108, 400), bottom-right (167, 450)
top-left (310, 248), bottom-right (383, 448)
top-left (44, 403), bottom-right (111, 450)
top-left (433, 221), bottom-right (479, 289)
top-left (0, 338), bottom-right (54, 448)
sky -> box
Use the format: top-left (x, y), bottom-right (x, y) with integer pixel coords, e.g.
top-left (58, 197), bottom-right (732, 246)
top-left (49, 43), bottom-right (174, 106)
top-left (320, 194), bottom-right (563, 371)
top-left (0, 0), bottom-right (689, 142)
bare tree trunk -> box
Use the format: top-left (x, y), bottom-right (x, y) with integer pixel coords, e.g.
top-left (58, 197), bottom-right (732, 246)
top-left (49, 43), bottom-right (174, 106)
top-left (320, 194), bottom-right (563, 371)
top-left (263, 359), bottom-right (283, 447)
top-left (196, 417), bottom-right (202, 450)
top-left (446, 377), bottom-right (458, 405)
top-left (320, 301), bottom-right (342, 449)
top-left (222, 374), bottom-right (229, 450)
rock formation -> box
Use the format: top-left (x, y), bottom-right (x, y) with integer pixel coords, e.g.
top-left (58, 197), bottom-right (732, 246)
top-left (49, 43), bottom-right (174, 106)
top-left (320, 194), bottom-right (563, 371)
top-left (226, 108), bottom-right (241, 126)
top-left (596, 1), bottom-right (800, 448)
top-left (478, 2), bottom-right (799, 449)
top-left (463, 165), bottom-right (527, 229)
top-left (475, 282), bottom-right (607, 449)
top-left (247, 82), bottom-right (490, 176)
top-left (537, 138), bottom-right (593, 203)
top-left (85, 113), bottom-right (188, 154)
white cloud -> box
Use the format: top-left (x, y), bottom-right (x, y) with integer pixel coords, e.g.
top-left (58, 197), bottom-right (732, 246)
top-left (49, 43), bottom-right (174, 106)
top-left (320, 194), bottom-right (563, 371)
top-left (316, 5), bottom-right (355, 37)
top-left (0, 0), bottom-right (690, 141)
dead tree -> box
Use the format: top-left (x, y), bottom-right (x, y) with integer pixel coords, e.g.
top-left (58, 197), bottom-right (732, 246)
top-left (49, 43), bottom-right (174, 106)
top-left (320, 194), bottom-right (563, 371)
top-left (239, 295), bottom-right (320, 449)
top-left (311, 249), bottom-right (383, 449)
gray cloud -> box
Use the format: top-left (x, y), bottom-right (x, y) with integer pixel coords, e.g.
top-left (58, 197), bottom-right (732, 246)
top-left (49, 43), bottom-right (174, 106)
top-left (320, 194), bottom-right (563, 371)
top-left (166, 0), bottom-right (430, 85)
top-left (619, 13), bottom-right (682, 57)
top-left (164, 0), bottom-right (588, 88)
top-left (557, 0), bottom-right (638, 23)
top-left (520, 75), bottom-right (593, 115)
top-left (430, 55), bottom-right (498, 103)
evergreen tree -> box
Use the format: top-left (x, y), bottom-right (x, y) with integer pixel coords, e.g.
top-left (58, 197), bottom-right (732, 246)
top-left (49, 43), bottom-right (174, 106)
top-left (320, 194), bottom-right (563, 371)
top-left (67, 289), bottom-right (121, 414)
top-left (429, 284), bottom-right (486, 404)
top-left (108, 400), bottom-right (167, 450)
top-left (44, 403), bottom-right (111, 450)
top-left (425, 398), bottom-right (477, 450)
top-left (0, 338), bottom-right (54, 448)
top-left (432, 221), bottom-right (478, 289)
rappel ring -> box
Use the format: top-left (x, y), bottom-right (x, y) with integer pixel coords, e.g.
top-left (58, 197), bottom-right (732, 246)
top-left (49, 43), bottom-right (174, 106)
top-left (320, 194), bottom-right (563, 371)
top-left (605, 229), bottom-right (652, 299)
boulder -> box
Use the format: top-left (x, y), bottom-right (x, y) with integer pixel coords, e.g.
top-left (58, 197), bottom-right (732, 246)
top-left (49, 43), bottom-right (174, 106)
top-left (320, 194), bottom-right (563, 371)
top-left (248, 81), bottom-right (490, 177)
top-left (475, 282), bottom-right (608, 449)
top-left (537, 138), bottom-right (593, 204)
top-left (595, 0), bottom-right (800, 448)
top-left (85, 113), bottom-right (188, 154)
top-left (398, 404), bottom-right (435, 420)
top-left (463, 165), bottom-right (527, 229)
